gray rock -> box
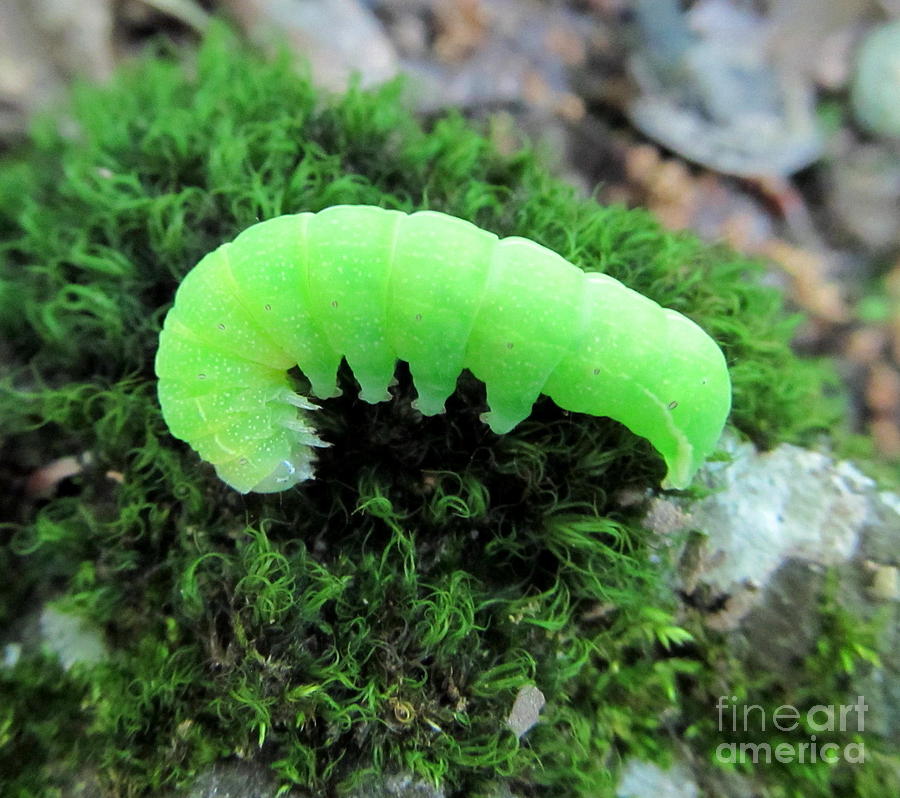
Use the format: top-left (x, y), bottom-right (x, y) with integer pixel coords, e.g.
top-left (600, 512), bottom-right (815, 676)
top-left (39, 605), bottom-right (106, 670)
top-left (734, 558), bottom-right (826, 679)
top-left (643, 435), bottom-right (900, 743)
top-left (627, 0), bottom-right (822, 177)
top-left (851, 20), bottom-right (900, 139)
top-left (647, 437), bottom-right (883, 628)
top-left (221, 0), bottom-right (399, 90)
top-left (183, 762), bottom-right (448, 798)
top-left (616, 759), bottom-right (699, 798)
top-left (186, 761), bottom-right (282, 798)
top-left (862, 490), bottom-right (900, 566)
top-left (505, 684), bottom-right (546, 738)
top-left (827, 140), bottom-right (900, 252)
top-left (341, 772), bottom-right (445, 798)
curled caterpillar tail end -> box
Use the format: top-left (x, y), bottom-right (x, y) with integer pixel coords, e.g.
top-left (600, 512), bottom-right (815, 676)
top-left (213, 414), bottom-right (328, 494)
top-left (223, 441), bottom-right (318, 493)
top-left (157, 373), bottom-right (329, 493)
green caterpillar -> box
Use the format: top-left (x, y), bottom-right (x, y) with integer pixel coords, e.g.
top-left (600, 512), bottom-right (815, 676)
top-left (155, 205), bottom-right (731, 493)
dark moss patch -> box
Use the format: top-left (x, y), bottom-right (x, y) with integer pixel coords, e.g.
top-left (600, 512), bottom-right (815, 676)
top-left (0, 24), bottom-right (844, 797)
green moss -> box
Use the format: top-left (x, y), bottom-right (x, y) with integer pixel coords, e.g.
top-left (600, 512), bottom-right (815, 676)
top-left (0, 653), bottom-right (92, 798)
top-left (0, 24), bottom-right (848, 797)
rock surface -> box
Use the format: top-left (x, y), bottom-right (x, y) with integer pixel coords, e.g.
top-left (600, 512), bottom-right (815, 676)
top-left (616, 759), bottom-right (699, 798)
top-left (644, 437), bottom-right (897, 629)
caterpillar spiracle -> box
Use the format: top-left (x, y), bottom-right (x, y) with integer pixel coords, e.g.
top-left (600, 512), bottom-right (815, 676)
top-left (155, 205), bottom-right (731, 493)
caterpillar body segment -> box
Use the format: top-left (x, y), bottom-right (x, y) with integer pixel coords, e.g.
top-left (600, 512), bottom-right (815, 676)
top-left (155, 205), bottom-right (732, 493)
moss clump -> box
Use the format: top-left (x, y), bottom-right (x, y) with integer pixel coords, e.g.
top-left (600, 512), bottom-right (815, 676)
top-left (0, 25), bottom-right (842, 797)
